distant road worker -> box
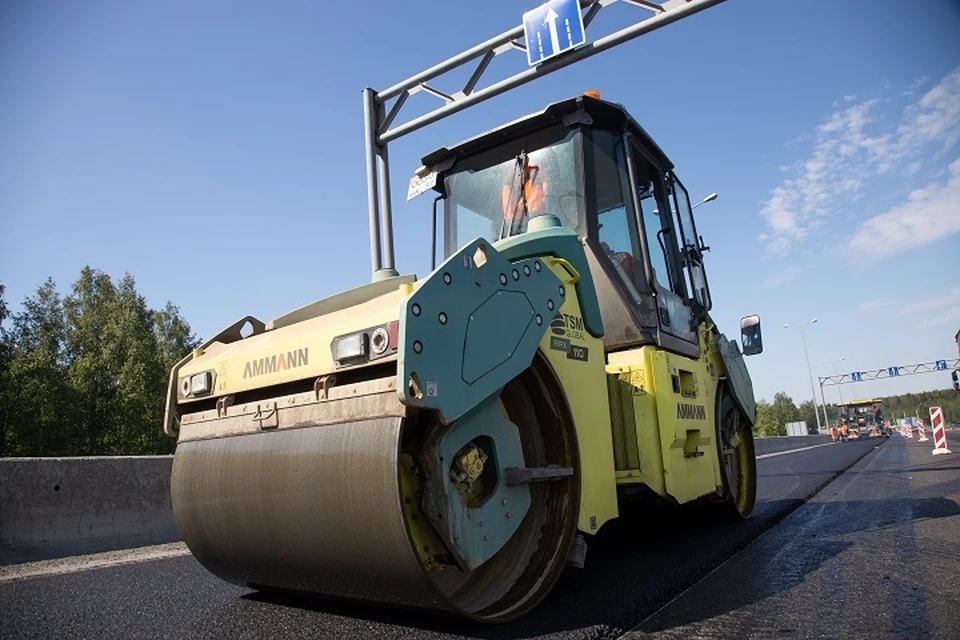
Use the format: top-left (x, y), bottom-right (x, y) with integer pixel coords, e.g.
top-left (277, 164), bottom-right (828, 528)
top-left (830, 425), bottom-right (838, 442)
top-left (840, 420), bottom-right (849, 442)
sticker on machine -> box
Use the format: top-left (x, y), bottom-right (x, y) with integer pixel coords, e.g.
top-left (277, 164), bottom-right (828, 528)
top-left (567, 345), bottom-right (588, 362)
top-left (425, 381), bottom-right (438, 397)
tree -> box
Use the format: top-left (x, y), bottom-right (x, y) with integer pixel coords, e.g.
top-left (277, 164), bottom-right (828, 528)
top-left (769, 392), bottom-right (800, 436)
top-left (753, 400), bottom-right (780, 437)
top-left (0, 283), bottom-right (10, 456)
top-left (3, 269), bottom-right (199, 456)
top-left (798, 400), bottom-right (819, 434)
top-left (4, 279), bottom-right (74, 456)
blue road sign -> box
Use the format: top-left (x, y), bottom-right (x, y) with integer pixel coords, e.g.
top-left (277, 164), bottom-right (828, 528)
top-left (523, 0), bottom-right (587, 67)
top-left (887, 366), bottom-right (900, 377)
top-left (935, 359), bottom-right (948, 370)
top-left (851, 371), bottom-right (862, 382)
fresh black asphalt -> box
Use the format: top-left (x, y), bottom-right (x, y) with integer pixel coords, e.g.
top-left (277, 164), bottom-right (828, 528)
top-left (0, 437), bottom-right (886, 639)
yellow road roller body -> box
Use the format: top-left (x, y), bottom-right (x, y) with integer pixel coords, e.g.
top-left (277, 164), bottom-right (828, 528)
top-left (164, 91), bottom-right (762, 622)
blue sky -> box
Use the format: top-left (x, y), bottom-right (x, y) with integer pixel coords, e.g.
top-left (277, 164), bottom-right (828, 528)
top-left (2, 0), bottom-right (959, 407)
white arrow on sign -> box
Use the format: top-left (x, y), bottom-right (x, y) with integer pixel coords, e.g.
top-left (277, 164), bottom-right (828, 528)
top-left (545, 7), bottom-right (561, 55)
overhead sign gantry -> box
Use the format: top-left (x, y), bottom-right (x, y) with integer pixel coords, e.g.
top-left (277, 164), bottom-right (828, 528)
top-left (816, 357), bottom-right (960, 428)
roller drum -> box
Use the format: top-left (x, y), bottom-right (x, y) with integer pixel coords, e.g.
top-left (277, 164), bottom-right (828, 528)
top-left (170, 364), bottom-right (579, 622)
top-left (171, 418), bottom-right (447, 611)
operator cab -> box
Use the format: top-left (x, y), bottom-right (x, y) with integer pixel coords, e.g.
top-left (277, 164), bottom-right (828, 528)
top-left (425, 94), bottom-right (760, 358)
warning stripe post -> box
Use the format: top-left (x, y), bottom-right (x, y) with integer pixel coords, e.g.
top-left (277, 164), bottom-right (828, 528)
top-left (918, 417), bottom-right (929, 442)
top-left (930, 406), bottom-right (951, 455)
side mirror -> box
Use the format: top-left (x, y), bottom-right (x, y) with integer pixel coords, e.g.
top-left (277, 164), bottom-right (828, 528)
top-left (740, 314), bottom-right (763, 356)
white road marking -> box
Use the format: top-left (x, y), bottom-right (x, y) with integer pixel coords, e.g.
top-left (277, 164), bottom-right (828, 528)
top-left (0, 542), bottom-right (192, 583)
top-left (756, 441), bottom-right (837, 460)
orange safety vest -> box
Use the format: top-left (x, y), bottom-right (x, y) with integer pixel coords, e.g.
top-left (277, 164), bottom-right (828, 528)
top-left (502, 164), bottom-right (547, 222)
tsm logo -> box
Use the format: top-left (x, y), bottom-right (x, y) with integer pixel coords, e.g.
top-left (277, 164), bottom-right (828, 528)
top-left (550, 314), bottom-right (566, 336)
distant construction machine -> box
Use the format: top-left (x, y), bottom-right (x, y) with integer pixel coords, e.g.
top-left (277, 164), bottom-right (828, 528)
top-left (162, 0), bottom-right (763, 622)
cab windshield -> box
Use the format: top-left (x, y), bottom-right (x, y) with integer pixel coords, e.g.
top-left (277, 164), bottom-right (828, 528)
top-left (443, 129), bottom-right (579, 256)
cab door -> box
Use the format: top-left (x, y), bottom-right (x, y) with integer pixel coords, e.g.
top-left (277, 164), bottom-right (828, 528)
top-left (628, 144), bottom-right (698, 356)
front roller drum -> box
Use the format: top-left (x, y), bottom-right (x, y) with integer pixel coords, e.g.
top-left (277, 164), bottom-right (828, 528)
top-left (171, 365), bottom-right (579, 622)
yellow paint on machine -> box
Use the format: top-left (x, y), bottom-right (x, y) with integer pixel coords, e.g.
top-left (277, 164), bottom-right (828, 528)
top-left (177, 287), bottom-right (409, 401)
top-left (538, 262), bottom-right (618, 535)
top-left (607, 346), bottom-right (723, 505)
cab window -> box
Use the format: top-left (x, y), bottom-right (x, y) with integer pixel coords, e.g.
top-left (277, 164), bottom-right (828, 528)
top-left (590, 130), bottom-right (645, 302)
top-left (443, 128), bottom-right (580, 256)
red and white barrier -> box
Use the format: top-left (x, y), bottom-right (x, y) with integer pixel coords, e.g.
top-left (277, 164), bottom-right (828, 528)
top-left (918, 417), bottom-right (929, 442)
top-left (930, 406), bottom-right (951, 455)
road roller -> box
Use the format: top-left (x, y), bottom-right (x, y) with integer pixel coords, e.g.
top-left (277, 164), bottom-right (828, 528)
top-left (163, 0), bottom-right (760, 623)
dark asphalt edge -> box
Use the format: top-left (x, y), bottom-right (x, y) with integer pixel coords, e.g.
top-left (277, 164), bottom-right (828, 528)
top-left (614, 438), bottom-right (889, 640)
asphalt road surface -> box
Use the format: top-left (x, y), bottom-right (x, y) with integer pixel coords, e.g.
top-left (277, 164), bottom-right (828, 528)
top-left (627, 435), bottom-right (960, 639)
top-left (1, 437), bottom-right (893, 639)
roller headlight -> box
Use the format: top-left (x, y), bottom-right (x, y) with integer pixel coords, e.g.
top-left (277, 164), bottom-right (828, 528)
top-left (332, 321), bottom-right (398, 367)
top-left (179, 369), bottom-right (215, 399)
top-left (333, 332), bottom-right (368, 364)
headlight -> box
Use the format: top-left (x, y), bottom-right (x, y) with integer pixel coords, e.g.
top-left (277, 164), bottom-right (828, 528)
top-left (190, 371), bottom-right (213, 396)
top-left (178, 370), bottom-right (215, 399)
top-left (333, 332), bottom-right (368, 363)
top-left (331, 321), bottom-right (398, 367)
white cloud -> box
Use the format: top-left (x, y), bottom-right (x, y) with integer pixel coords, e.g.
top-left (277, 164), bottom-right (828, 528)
top-left (857, 297), bottom-right (894, 312)
top-left (900, 75), bottom-right (929, 97)
top-left (762, 266), bottom-right (802, 288)
top-left (899, 68), bottom-right (960, 151)
top-left (916, 305), bottom-right (960, 328)
top-left (759, 66), bottom-right (960, 256)
top-left (909, 286), bottom-right (960, 327)
top-left (848, 159), bottom-right (960, 260)
top-left (901, 286), bottom-right (960, 314)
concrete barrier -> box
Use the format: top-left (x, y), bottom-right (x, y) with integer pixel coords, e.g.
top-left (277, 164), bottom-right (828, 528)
top-left (0, 456), bottom-right (178, 565)
top-left (754, 434), bottom-right (830, 456)
top-left (0, 435), bottom-right (837, 565)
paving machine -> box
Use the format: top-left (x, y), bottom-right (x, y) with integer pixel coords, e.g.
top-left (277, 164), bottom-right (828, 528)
top-left (164, 0), bottom-right (763, 622)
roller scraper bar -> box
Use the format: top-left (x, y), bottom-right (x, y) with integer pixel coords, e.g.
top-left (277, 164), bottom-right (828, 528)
top-left (363, 0), bottom-right (726, 276)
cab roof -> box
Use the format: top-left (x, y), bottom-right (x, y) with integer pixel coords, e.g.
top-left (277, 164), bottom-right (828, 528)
top-left (421, 94), bottom-right (674, 171)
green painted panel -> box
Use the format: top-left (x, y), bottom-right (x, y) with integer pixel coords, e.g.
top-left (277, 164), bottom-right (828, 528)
top-left (420, 395), bottom-right (531, 570)
top-left (398, 238), bottom-right (561, 424)
top-left (462, 291), bottom-right (534, 383)
top-left (495, 222), bottom-right (603, 340)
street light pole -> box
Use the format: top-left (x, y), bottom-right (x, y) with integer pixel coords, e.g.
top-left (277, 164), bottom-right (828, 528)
top-left (785, 318), bottom-right (823, 433)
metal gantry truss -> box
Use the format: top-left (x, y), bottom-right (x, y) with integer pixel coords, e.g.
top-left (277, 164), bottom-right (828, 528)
top-left (362, 0), bottom-right (726, 276)
top-left (815, 358), bottom-right (960, 430)
top-left (818, 359), bottom-right (960, 388)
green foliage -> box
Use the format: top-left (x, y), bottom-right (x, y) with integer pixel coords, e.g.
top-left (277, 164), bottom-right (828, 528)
top-left (753, 392), bottom-right (801, 437)
top-left (797, 400), bottom-right (820, 434)
top-left (753, 386), bottom-right (960, 439)
top-left (879, 389), bottom-right (960, 426)
top-left (0, 270), bottom-right (199, 456)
